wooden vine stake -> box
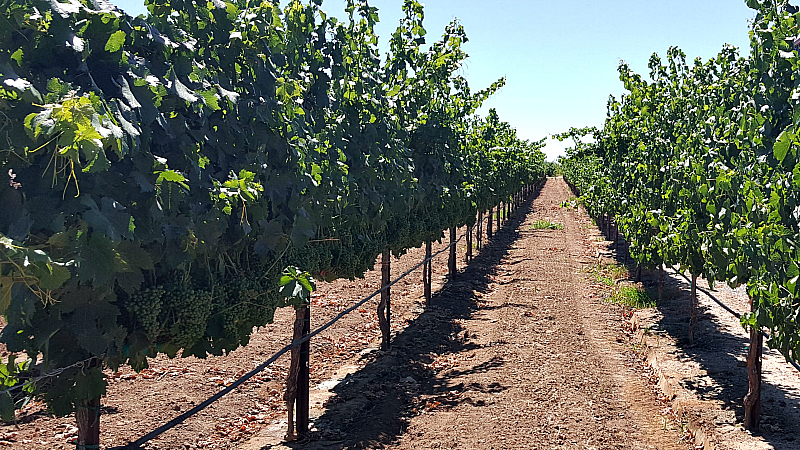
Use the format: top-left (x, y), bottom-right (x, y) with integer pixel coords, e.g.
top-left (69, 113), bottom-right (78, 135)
top-left (378, 248), bottom-right (391, 350)
top-left (487, 207), bottom-right (493, 239)
top-left (76, 358), bottom-right (101, 450)
top-left (284, 304), bottom-right (309, 440)
top-left (496, 203), bottom-right (501, 230)
top-left (466, 225), bottom-right (473, 263)
top-left (448, 227), bottom-right (457, 279)
top-left (297, 305), bottom-right (310, 435)
top-left (476, 211), bottom-right (483, 250)
top-left (743, 296), bottom-right (763, 431)
top-left (689, 273), bottom-right (698, 345)
top-left (423, 242), bottom-right (432, 305)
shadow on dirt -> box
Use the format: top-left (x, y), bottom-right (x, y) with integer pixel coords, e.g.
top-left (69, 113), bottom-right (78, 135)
top-left (277, 193), bottom-right (538, 450)
top-left (594, 218), bottom-right (800, 448)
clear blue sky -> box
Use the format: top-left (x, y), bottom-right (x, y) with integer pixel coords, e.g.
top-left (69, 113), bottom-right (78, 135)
top-left (112, 0), bottom-right (755, 160)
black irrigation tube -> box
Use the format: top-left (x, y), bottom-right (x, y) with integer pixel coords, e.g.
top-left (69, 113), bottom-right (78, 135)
top-left (114, 229), bottom-right (471, 450)
top-left (671, 269), bottom-right (800, 374)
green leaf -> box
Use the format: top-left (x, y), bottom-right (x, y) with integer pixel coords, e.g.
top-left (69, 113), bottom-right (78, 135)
top-left (10, 49), bottom-right (23, 67)
top-left (73, 367), bottom-right (107, 401)
top-left (168, 68), bottom-right (199, 103)
top-left (290, 212), bottom-right (316, 249)
top-left (117, 241), bottom-right (154, 271)
top-left (155, 170), bottom-right (190, 190)
top-left (77, 234), bottom-right (117, 288)
top-left (104, 30), bottom-right (126, 53)
top-left (200, 89), bottom-right (221, 111)
top-left (36, 264), bottom-right (71, 290)
top-left (774, 129), bottom-right (792, 163)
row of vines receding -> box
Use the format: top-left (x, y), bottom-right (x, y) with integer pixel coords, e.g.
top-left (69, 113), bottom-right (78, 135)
top-left (561, 0), bottom-right (800, 431)
top-left (0, 0), bottom-right (548, 436)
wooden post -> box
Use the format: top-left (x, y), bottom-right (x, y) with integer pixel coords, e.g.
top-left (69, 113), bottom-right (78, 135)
top-left (424, 242), bottom-right (432, 305)
top-left (623, 241), bottom-right (629, 266)
top-left (466, 225), bottom-right (473, 263)
top-left (296, 304), bottom-right (310, 435)
top-left (284, 307), bottom-right (306, 440)
top-left (378, 248), bottom-right (391, 350)
top-left (477, 211), bottom-right (483, 250)
top-left (76, 394), bottom-right (101, 450)
top-left (487, 207), bottom-right (493, 239)
top-left (448, 227), bottom-right (457, 278)
top-left (658, 267), bottom-right (665, 303)
top-left (496, 203), bottom-right (501, 230)
top-left (743, 296), bottom-right (763, 431)
top-left (689, 273), bottom-right (698, 345)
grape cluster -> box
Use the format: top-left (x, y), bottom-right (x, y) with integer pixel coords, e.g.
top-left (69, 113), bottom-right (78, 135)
top-left (124, 284), bottom-right (212, 350)
top-left (163, 285), bottom-right (213, 349)
top-left (209, 276), bottom-right (281, 350)
top-left (125, 286), bottom-right (165, 339)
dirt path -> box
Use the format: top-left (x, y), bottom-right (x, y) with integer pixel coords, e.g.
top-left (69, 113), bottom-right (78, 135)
top-left (381, 177), bottom-right (686, 450)
top-left (0, 178), bottom-right (691, 449)
top-left (251, 177), bottom-right (688, 450)
top-left (633, 260), bottom-right (800, 450)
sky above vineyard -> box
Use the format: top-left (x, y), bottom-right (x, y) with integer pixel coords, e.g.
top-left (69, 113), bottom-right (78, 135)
top-left (113, 0), bottom-right (755, 160)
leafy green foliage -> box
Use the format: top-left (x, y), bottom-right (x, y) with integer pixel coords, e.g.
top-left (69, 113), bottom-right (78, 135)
top-left (0, 0), bottom-right (547, 417)
top-left (562, 0), bottom-right (800, 367)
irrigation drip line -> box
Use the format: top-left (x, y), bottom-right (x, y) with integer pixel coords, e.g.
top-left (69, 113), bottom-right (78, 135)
top-left (117, 231), bottom-right (468, 450)
top-left (670, 269), bottom-right (800, 374)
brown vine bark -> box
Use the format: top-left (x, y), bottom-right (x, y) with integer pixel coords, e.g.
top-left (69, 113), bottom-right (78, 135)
top-left (477, 211), bottom-right (483, 250)
top-left (378, 248), bottom-right (391, 350)
top-left (689, 273), bottom-right (698, 345)
top-left (284, 306), bottom-right (306, 440)
top-left (743, 297), bottom-right (763, 431)
top-left (487, 207), bottom-right (493, 239)
top-left (466, 225), bottom-right (473, 263)
top-left (76, 393), bottom-right (101, 449)
top-left (423, 241), bottom-right (432, 305)
top-left (448, 227), bottom-right (457, 279)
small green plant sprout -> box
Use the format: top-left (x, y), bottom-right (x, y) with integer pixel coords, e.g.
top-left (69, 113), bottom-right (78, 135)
top-left (609, 286), bottom-right (655, 309)
top-left (531, 220), bottom-right (563, 230)
top-left (597, 274), bottom-right (615, 286)
top-left (590, 263), bottom-right (627, 285)
top-left (279, 266), bottom-right (316, 307)
top-left (559, 197), bottom-right (579, 209)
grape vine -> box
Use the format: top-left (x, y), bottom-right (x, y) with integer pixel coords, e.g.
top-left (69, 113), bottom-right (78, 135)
top-left (562, 0), bottom-right (800, 429)
top-left (0, 0), bottom-right (547, 425)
